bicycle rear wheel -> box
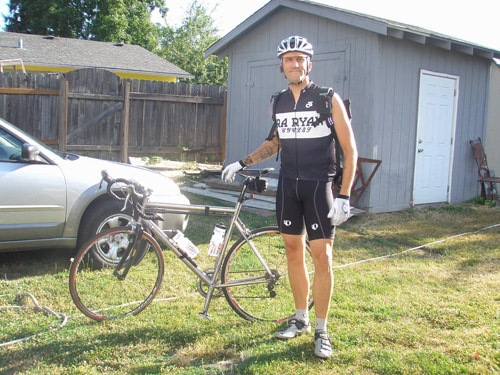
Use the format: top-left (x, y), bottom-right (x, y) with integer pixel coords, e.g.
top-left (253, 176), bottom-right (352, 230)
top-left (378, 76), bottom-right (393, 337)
top-left (69, 227), bottom-right (164, 321)
top-left (221, 226), bottom-right (314, 322)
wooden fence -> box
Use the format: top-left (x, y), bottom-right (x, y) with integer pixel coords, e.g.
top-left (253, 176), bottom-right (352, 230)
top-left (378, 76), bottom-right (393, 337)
top-left (0, 68), bottom-right (227, 163)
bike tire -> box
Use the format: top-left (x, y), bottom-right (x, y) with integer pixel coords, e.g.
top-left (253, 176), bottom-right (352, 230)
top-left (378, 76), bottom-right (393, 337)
top-left (221, 226), bottom-right (314, 322)
top-left (69, 227), bottom-right (164, 321)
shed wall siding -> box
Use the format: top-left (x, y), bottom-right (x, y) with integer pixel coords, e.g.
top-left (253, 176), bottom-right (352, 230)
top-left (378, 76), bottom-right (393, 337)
top-left (369, 38), bottom-right (489, 212)
top-left (222, 7), bottom-right (491, 212)
top-left (485, 64), bottom-right (500, 175)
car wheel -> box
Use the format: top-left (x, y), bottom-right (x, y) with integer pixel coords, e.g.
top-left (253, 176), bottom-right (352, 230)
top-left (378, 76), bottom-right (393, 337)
top-left (78, 199), bottom-right (134, 267)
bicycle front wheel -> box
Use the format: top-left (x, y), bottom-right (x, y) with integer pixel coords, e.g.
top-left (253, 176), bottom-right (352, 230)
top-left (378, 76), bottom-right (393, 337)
top-left (221, 226), bottom-right (314, 322)
top-left (69, 227), bottom-right (164, 321)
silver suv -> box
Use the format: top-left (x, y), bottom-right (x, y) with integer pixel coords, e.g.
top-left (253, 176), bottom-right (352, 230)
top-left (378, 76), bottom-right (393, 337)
top-left (0, 118), bottom-right (189, 265)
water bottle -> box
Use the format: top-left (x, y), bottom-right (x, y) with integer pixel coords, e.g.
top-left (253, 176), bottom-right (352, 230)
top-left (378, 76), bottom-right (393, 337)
top-left (172, 231), bottom-right (199, 258)
top-left (208, 223), bottom-right (226, 257)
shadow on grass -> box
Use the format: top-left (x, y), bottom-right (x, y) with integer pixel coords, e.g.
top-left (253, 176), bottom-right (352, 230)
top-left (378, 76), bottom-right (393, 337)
top-left (0, 248), bottom-right (72, 280)
top-left (0, 316), bottom-right (325, 374)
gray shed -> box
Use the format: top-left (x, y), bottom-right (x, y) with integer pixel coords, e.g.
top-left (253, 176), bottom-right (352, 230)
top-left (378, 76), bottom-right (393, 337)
top-left (206, 0), bottom-right (500, 212)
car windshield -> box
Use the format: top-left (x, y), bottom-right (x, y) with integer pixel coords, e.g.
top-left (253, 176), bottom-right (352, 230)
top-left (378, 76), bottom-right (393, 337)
top-left (0, 119), bottom-right (79, 162)
top-left (0, 127), bottom-right (23, 161)
top-left (0, 128), bottom-right (20, 147)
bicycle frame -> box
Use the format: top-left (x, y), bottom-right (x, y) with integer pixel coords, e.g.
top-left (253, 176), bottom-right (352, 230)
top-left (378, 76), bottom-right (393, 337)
top-left (133, 172), bottom-right (276, 319)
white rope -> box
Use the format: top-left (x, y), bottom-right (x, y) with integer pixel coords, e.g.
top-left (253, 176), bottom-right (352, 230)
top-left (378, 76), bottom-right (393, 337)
top-left (1, 223), bottom-right (498, 347)
top-left (65, 296), bottom-right (182, 320)
top-left (333, 223), bottom-right (500, 269)
top-left (0, 292), bottom-right (68, 347)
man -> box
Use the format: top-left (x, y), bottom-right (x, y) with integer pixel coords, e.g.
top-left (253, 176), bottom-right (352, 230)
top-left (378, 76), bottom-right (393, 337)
top-left (222, 35), bottom-right (358, 359)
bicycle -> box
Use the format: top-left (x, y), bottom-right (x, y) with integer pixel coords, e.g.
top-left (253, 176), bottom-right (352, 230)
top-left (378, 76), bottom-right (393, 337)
top-left (69, 168), bottom-right (314, 322)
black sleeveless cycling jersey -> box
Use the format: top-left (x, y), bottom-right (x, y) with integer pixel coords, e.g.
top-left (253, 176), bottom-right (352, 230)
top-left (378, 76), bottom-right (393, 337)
top-left (269, 82), bottom-right (337, 181)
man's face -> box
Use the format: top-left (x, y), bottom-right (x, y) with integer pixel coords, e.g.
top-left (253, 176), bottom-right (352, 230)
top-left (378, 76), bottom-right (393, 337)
top-left (281, 52), bottom-right (311, 84)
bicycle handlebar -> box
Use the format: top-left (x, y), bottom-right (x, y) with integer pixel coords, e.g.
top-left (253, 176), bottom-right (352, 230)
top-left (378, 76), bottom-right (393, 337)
top-left (100, 170), bottom-right (158, 220)
top-left (237, 167), bottom-right (273, 179)
top-left (99, 167), bottom-right (274, 217)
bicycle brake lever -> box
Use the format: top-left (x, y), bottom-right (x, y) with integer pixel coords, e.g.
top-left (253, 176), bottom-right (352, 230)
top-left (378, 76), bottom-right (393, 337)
top-left (122, 189), bottom-right (132, 212)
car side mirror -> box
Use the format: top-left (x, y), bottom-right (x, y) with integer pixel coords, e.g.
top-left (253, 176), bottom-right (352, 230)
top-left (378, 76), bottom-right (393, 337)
top-left (21, 143), bottom-right (40, 161)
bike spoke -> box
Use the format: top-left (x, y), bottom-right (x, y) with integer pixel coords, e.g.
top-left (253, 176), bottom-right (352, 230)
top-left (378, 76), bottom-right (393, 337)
top-left (69, 228), bottom-right (164, 321)
top-left (222, 227), bottom-right (314, 322)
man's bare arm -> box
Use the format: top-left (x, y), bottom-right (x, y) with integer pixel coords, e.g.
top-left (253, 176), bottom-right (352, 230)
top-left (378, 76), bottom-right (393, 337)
top-left (332, 93), bottom-right (358, 197)
top-left (241, 132), bottom-right (280, 166)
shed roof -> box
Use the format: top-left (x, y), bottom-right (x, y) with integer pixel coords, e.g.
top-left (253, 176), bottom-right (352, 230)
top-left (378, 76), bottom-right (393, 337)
top-left (0, 31), bottom-right (193, 80)
top-left (206, 0), bottom-right (500, 60)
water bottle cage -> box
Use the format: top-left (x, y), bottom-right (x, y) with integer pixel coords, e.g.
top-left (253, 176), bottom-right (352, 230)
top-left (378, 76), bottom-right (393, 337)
top-left (247, 177), bottom-right (267, 193)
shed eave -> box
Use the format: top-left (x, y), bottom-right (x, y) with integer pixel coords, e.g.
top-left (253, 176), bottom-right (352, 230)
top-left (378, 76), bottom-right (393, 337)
top-left (386, 25), bottom-right (500, 60)
top-left (205, 0), bottom-right (500, 61)
top-left (205, 0), bottom-right (389, 58)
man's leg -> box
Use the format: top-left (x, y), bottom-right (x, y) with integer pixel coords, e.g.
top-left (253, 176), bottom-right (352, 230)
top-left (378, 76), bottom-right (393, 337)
top-left (309, 238), bottom-right (333, 320)
top-left (275, 233), bottom-right (312, 339)
top-left (310, 238), bottom-right (334, 359)
top-left (282, 233), bottom-right (310, 310)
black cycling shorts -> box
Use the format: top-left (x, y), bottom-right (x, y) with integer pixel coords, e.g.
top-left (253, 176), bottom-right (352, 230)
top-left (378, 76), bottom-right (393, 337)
top-left (275, 176), bottom-right (335, 240)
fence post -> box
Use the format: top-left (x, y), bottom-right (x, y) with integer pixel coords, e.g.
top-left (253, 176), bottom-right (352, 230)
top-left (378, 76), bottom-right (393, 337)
top-left (58, 78), bottom-right (68, 151)
top-left (120, 80), bottom-right (130, 163)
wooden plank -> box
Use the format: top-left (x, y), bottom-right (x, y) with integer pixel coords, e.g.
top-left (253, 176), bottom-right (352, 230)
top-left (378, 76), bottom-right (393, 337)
top-left (351, 158), bottom-right (382, 207)
top-left (0, 88), bottom-right (59, 95)
top-left (67, 145), bottom-right (121, 151)
top-left (120, 81), bottom-right (130, 163)
top-left (68, 93), bottom-right (122, 101)
top-left (66, 102), bottom-right (123, 143)
top-left (58, 79), bottom-right (68, 151)
top-left (129, 92), bottom-right (224, 105)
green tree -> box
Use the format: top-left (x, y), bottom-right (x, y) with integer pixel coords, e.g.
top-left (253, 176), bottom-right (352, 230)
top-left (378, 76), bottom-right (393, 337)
top-left (4, 0), bottom-right (227, 84)
top-left (4, 0), bottom-right (91, 37)
top-left (88, 0), bottom-right (166, 51)
top-left (4, 0), bottom-right (166, 51)
top-left (159, 0), bottom-right (227, 85)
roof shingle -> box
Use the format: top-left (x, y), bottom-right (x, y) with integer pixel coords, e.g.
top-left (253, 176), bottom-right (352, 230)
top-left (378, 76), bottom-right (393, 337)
top-left (0, 32), bottom-right (193, 79)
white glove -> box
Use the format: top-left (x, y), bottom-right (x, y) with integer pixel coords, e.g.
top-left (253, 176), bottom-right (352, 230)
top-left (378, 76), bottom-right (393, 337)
top-left (328, 197), bottom-right (351, 226)
top-left (221, 161), bottom-right (245, 183)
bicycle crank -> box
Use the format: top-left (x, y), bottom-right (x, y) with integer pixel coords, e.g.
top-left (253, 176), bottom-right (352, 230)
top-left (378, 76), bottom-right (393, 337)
top-left (196, 269), bottom-right (223, 298)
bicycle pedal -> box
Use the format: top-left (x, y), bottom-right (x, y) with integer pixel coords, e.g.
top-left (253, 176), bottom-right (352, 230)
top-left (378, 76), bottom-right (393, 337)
top-left (198, 312), bottom-right (211, 320)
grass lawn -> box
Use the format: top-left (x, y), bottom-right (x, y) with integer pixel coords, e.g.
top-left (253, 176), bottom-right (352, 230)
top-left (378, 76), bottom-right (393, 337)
top-left (0, 180), bottom-right (499, 374)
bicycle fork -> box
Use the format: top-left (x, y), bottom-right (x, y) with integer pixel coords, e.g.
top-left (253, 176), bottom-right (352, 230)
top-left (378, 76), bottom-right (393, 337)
top-left (113, 223), bottom-right (145, 280)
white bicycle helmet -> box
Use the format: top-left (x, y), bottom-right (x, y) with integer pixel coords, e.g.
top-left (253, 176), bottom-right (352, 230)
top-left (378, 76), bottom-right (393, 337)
top-left (277, 36), bottom-right (314, 58)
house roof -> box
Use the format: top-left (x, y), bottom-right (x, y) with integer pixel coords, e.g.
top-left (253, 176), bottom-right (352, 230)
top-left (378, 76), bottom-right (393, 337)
top-left (206, 0), bottom-right (500, 61)
top-left (0, 31), bottom-right (194, 81)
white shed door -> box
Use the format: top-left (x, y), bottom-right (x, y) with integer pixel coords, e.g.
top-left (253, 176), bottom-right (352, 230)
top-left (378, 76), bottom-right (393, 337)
top-left (413, 71), bottom-right (458, 205)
